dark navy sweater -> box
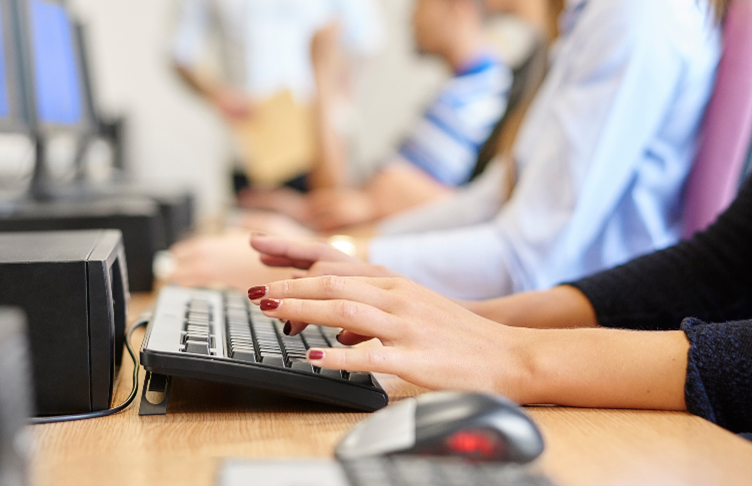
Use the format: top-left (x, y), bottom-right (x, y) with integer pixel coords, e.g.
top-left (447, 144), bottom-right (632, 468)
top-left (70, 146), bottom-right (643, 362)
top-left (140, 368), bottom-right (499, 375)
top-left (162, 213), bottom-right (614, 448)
top-left (569, 177), bottom-right (752, 434)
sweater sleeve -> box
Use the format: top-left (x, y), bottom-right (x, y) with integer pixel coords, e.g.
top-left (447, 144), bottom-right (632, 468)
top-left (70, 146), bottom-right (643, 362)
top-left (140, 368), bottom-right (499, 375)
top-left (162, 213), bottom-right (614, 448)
top-left (567, 177), bottom-right (752, 331)
top-left (682, 318), bottom-right (752, 434)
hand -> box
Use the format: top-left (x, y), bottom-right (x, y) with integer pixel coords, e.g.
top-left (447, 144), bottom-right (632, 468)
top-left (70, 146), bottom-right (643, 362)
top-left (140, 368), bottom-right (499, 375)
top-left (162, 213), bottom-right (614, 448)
top-left (251, 234), bottom-right (398, 278)
top-left (304, 189), bottom-right (376, 231)
top-left (212, 87), bottom-right (254, 121)
top-left (251, 276), bottom-right (531, 401)
top-left (168, 231), bottom-right (293, 290)
top-left (237, 188), bottom-right (309, 223)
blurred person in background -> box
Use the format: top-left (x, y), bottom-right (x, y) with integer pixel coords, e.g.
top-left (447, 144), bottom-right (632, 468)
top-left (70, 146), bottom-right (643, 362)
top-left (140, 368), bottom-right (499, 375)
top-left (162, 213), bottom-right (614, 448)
top-left (237, 0), bottom-right (514, 231)
top-left (170, 0), bottom-right (723, 301)
top-left (172, 0), bottom-right (385, 188)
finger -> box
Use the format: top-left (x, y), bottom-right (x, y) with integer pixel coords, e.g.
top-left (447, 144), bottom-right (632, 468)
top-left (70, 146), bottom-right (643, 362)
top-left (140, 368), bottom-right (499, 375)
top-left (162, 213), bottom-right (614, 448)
top-left (259, 254), bottom-right (315, 270)
top-left (260, 297), bottom-right (398, 340)
top-left (264, 275), bottom-right (398, 309)
top-left (251, 235), bottom-right (355, 264)
top-left (281, 320), bottom-right (310, 336)
top-left (306, 346), bottom-right (401, 375)
top-left (307, 261), bottom-right (397, 278)
top-left (336, 330), bottom-right (373, 346)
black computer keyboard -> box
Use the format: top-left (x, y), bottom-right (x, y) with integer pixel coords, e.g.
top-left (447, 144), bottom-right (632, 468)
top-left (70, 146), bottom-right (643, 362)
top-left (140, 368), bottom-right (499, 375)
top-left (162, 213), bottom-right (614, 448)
top-left (140, 286), bottom-right (388, 412)
top-left (341, 457), bottom-right (556, 486)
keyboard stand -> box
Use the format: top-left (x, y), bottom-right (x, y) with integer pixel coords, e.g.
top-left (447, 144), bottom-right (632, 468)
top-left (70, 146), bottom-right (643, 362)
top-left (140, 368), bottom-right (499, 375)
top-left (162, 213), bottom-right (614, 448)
top-left (138, 371), bottom-right (172, 416)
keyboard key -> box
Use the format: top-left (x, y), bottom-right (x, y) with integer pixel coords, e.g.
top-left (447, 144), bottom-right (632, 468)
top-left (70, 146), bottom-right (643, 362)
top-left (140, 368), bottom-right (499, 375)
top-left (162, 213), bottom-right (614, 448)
top-left (348, 372), bottom-right (373, 387)
top-left (231, 349), bottom-right (257, 363)
top-left (185, 340), bottom-right (210, 355)
top-left (261, 354), bottom-right (286, 368)
top-left (319, 368), bottom-right (344, 380)
top-left (291, 360), bottom-right (315, 374)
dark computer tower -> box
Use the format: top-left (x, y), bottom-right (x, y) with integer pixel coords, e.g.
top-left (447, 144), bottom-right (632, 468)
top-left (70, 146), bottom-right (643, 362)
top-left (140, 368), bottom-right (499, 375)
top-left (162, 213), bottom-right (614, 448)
top-left (0, 195), bottom-right (163, 291)
top-left (96, 182), bottom-right (195, 246)
top-left (0, 307), bottom-right (33, 486)
top-left (0, 230), bottom-right (129, 416)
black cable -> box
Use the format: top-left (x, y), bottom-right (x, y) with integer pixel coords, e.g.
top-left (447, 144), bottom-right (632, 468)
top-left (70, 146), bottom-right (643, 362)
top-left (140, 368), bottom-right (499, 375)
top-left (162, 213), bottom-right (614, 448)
top-left (29, 319), bottom-right (149, 425)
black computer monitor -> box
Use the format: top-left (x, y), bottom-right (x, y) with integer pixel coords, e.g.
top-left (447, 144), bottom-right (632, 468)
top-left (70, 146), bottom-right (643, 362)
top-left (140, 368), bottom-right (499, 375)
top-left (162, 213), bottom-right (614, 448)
top-left (19, 0), bottom-right (91, 134)
top-left (0, 0), bottom-right (29, 133)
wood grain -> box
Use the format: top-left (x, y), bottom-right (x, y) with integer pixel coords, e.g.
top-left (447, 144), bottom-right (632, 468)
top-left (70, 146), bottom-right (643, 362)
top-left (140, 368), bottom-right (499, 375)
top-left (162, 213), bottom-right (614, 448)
top-left (29, 293), bottom-right (752, 486)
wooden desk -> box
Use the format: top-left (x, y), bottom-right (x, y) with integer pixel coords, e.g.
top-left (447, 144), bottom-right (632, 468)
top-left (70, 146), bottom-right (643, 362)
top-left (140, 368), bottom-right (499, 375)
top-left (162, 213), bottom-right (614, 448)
top-left (30, 294), bottom-right (752, 486)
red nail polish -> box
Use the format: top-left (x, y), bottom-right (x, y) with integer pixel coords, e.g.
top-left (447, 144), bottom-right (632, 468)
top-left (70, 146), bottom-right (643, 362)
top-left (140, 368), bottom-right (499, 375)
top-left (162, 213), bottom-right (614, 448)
top-left (260, 299), bottom-right (281, 311)
top-left (336, 331), bottom-right (345, 344)
top-left (308, 350), bottom-right (325, 360)
top-left (283, 321), bottom-right (292, 336)
top-left (248, 286), bottom-right (267, 300)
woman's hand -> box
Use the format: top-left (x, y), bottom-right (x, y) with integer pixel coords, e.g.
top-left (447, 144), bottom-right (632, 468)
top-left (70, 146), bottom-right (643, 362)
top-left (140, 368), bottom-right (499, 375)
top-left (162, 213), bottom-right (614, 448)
top-left (251, 235), bottom-right (399, 279)
top-left (251, 276), bottom-right (533, 402)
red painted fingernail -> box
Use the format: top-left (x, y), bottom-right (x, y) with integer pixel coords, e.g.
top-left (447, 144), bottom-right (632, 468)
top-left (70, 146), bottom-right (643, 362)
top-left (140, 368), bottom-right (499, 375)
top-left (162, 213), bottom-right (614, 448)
top-left (283, 321), bottom-right (292, 336)
top-left (248, 286), bottom-right (267, 300)
top-left (260, 299), bottom-right (281, 311)
top-left (336, 331), bottom-right (345, 344)
top-left (308, 350), bottom-right (325, 360)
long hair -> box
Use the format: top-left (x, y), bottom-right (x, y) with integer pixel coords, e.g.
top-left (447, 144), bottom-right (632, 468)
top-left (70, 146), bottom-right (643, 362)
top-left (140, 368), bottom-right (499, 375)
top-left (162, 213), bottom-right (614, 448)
top-left (710, 0), bottom-right (730, 20)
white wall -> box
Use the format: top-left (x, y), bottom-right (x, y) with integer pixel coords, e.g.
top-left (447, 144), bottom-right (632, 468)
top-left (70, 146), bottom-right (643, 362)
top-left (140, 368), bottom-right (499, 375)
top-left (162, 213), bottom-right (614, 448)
top-left (68, 0), bottom-right (448, 218)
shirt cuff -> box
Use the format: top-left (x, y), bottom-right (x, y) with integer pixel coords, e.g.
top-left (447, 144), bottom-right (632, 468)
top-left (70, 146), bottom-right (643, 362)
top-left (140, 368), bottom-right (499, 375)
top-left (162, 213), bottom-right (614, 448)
top-left (682, 318), bottom-right (752, 434)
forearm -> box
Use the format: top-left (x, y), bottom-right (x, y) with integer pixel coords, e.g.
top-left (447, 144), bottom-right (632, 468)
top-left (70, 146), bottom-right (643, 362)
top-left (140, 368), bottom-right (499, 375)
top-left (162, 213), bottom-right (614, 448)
top-left (366, 165), bottom-right (451, 220)
top-left (466, 286), bottom-right (598, 329)
top-left (511, 326), bottom-right (689, 410)
top-left (309, 85), bottom-right (348, 190)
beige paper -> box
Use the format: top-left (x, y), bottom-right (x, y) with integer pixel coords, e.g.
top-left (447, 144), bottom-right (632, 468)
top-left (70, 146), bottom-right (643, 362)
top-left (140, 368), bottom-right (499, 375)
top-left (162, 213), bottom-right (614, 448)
top-left (231, 90), bottom-right (315, 187)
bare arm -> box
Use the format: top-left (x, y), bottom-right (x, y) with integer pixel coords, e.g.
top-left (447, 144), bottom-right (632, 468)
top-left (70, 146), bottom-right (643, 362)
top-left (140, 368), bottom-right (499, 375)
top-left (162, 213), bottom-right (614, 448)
top-left (308, 23), bottom-right (351, 190)
top-left (465, 285), bottom-right (599, 329)
top-left (174, 64), bottom-right (253, 120)
top-left (303, 165), bottom-right (451, 231)
top-left (252, 276), bottom-right (689, 411)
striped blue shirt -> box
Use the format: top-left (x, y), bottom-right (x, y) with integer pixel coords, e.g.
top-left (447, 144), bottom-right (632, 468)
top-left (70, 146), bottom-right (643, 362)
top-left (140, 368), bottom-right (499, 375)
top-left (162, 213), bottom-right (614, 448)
top-left (397, 54), bottom-right (511, 186)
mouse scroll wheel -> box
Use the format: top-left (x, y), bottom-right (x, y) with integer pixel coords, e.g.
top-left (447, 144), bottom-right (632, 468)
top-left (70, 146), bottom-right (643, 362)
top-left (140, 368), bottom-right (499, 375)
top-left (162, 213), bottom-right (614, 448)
top-left (445, 429), bottom-right (506, 460)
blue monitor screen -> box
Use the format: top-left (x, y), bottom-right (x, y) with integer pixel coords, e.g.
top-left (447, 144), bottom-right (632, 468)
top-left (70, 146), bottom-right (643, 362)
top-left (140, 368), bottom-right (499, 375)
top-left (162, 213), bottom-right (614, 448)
top-left (30, 0), bottom-right (82, 125)
top-left (0, 6), bottom-right (11, 120)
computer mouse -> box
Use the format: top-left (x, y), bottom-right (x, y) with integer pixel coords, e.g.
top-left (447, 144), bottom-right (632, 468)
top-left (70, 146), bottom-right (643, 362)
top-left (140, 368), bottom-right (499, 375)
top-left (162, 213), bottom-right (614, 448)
top-left (335, 391), bottom-right (544, 464)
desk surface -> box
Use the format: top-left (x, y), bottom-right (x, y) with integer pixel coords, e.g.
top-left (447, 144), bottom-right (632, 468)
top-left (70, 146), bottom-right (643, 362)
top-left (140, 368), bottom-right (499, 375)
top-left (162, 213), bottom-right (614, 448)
top-left (30, 293), bottom-right (752, 486)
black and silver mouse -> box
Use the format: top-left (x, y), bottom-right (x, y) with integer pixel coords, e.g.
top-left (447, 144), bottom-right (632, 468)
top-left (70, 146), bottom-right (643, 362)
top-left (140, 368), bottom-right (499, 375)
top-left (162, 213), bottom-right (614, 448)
top-left (335, 391), bottom-right (544, 464)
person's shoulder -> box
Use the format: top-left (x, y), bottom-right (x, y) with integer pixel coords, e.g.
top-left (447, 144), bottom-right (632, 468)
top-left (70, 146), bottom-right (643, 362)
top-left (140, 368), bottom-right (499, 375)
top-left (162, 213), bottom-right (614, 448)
top-left (577, 0), bottom-right (718, 53)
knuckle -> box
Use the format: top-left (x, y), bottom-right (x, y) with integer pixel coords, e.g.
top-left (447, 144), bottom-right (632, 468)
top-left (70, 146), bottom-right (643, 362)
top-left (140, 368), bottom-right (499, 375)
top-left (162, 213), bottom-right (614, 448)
top-left (336, 300), bottom-right (358, 320)
top-left (281, 279), bottom-right (294, 297)
top-left (364, 348), bottom-right (387, 370)
top-left (321, 275), bottom-right (345, 294)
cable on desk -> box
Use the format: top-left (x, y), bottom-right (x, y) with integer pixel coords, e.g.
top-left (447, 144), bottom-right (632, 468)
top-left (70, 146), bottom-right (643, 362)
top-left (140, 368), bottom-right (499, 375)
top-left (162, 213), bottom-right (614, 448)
top-left (29, 318), bottom-right (150, 425)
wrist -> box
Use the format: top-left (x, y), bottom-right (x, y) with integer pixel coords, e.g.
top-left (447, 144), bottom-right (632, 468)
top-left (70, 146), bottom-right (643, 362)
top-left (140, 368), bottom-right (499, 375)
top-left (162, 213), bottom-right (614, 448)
top-left (490, 326), bottom-right (540, 405)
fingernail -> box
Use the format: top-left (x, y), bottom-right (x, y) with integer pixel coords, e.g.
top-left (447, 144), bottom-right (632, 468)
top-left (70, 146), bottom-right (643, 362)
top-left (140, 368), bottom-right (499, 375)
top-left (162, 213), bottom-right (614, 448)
top-left (283, 321), bottom-right (292, 336)
top-left (308, 349), bottom-right (325, 361)
top-left (248, 286), bottom-right (268, 300)
top-left (336, 331), bottom-right (345, 344)
top-left (260, 299), bottom-right (281, 311)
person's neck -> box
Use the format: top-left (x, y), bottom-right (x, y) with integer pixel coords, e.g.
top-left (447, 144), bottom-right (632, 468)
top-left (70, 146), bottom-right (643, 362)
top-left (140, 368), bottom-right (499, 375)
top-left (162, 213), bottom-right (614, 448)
top-left (509, 0), bottom-right (557, 41)
top-left (444, 29), bottom-right (488, 74)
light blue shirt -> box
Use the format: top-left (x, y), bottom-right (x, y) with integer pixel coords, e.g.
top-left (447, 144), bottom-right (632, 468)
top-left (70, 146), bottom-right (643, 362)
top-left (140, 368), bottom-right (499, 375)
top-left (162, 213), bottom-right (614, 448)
top-left (369, 0), bottom-right (722, 300)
